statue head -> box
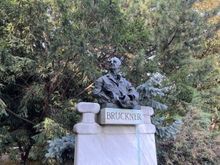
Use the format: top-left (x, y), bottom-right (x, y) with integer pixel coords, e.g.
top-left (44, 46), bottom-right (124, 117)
top-left (108, 57), bottom-right (121, 72)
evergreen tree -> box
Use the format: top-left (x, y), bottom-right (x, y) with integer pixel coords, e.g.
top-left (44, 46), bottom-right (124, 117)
top-left (0, 0), bottom-right (219, 164)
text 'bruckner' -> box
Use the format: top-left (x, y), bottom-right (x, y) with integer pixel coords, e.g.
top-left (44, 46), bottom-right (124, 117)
top-left (100, 108), bottom-right (144, 125)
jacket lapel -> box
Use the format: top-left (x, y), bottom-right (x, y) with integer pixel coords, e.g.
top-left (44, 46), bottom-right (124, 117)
top-left (107, 73), bottom-right (119, 85)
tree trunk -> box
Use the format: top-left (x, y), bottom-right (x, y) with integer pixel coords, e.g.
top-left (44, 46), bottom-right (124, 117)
top-left (18, 143), bottom-right (32, 165)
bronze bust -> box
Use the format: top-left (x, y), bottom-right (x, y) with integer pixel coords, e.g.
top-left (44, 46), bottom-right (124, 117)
top-left (93, 57), bottom-right (140, 109)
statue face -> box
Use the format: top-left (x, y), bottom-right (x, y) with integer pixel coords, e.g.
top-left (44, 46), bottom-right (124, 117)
top-left (109, 57), bottom-right (121, 70)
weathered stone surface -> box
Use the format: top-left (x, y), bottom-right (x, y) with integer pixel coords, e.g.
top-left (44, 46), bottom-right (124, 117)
top-left (74, 102), bottom-right (101, 134)
top-left (73, 123), bottom-right (101, 134)
top-left (76, 102), bottom-right (100, 113)
top-left (141, 106), bottom-right (154, 124)
top-left (74, 103), bottom-right (157, 165)
top-left (99, 108), bottom-right (144, 125)
top-left (141, 106), bottom-right (154, 116)
top-left (74, 130), bottom-right (157, 165)
top-left (100, 124), bottom-right (156, 134)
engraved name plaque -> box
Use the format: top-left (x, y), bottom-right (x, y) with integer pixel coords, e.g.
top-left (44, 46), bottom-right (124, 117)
top-left (99, 108), bottom-right (144, 125)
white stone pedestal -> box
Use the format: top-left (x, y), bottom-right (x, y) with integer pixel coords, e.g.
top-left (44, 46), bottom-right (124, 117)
top-left (73, 102), bottom-right (157, 165)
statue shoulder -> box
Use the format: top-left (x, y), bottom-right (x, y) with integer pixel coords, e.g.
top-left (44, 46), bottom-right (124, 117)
top-left (121, 76), bottom-right (132, 85)
top-left (95, 74), bottom-right (109, 83)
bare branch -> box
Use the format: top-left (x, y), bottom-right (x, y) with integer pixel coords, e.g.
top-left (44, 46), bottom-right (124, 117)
top-left (74, 83), bottom-right (94, 98)
top-left (5, 108), bottom-right (35, 125)
top-left (163, 29), bottom-right (178, 50)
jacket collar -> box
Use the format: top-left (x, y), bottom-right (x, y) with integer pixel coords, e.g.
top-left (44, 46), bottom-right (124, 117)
top-left (106, 73), bottom-right (123, 84)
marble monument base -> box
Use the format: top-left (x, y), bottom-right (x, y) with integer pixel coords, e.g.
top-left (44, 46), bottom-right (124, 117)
top-left (73, 102), bottom-right (157, 165)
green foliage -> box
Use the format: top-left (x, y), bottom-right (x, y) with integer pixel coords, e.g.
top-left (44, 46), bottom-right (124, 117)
top-left (155, 118), bottom-right (182, 140)
top-left (30, 118), bottom-right (67, 161)
top-left (137, 72), bottom-right (183, 141)
top-left (18, 83), bottom-right (44, 118)
top-left (0, 99), bottom-right (7, 117)
top-left (149, 0), bottom-right (207, 74)
top-left (45, 135), bottom-right (74, 164)
top-left (33, 118), bottom-right (67, 140)
top-left (0, 126), bottom-right (9, 153)
top-left (137, 72), bottom-right (169, 110)
top-left (176, 84), bottom-right (194, 103)
top-left (158, 107), bottom-right (219, 165)
top-left (0, 0), bottom-right (219, 164)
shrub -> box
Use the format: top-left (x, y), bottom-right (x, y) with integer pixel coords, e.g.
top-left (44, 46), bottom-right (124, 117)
top-left (45, 135), bottom-right (75, 165)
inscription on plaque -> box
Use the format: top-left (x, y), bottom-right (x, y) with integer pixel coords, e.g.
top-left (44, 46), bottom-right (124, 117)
top-left (100, 108), bottom-right (144, 125)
